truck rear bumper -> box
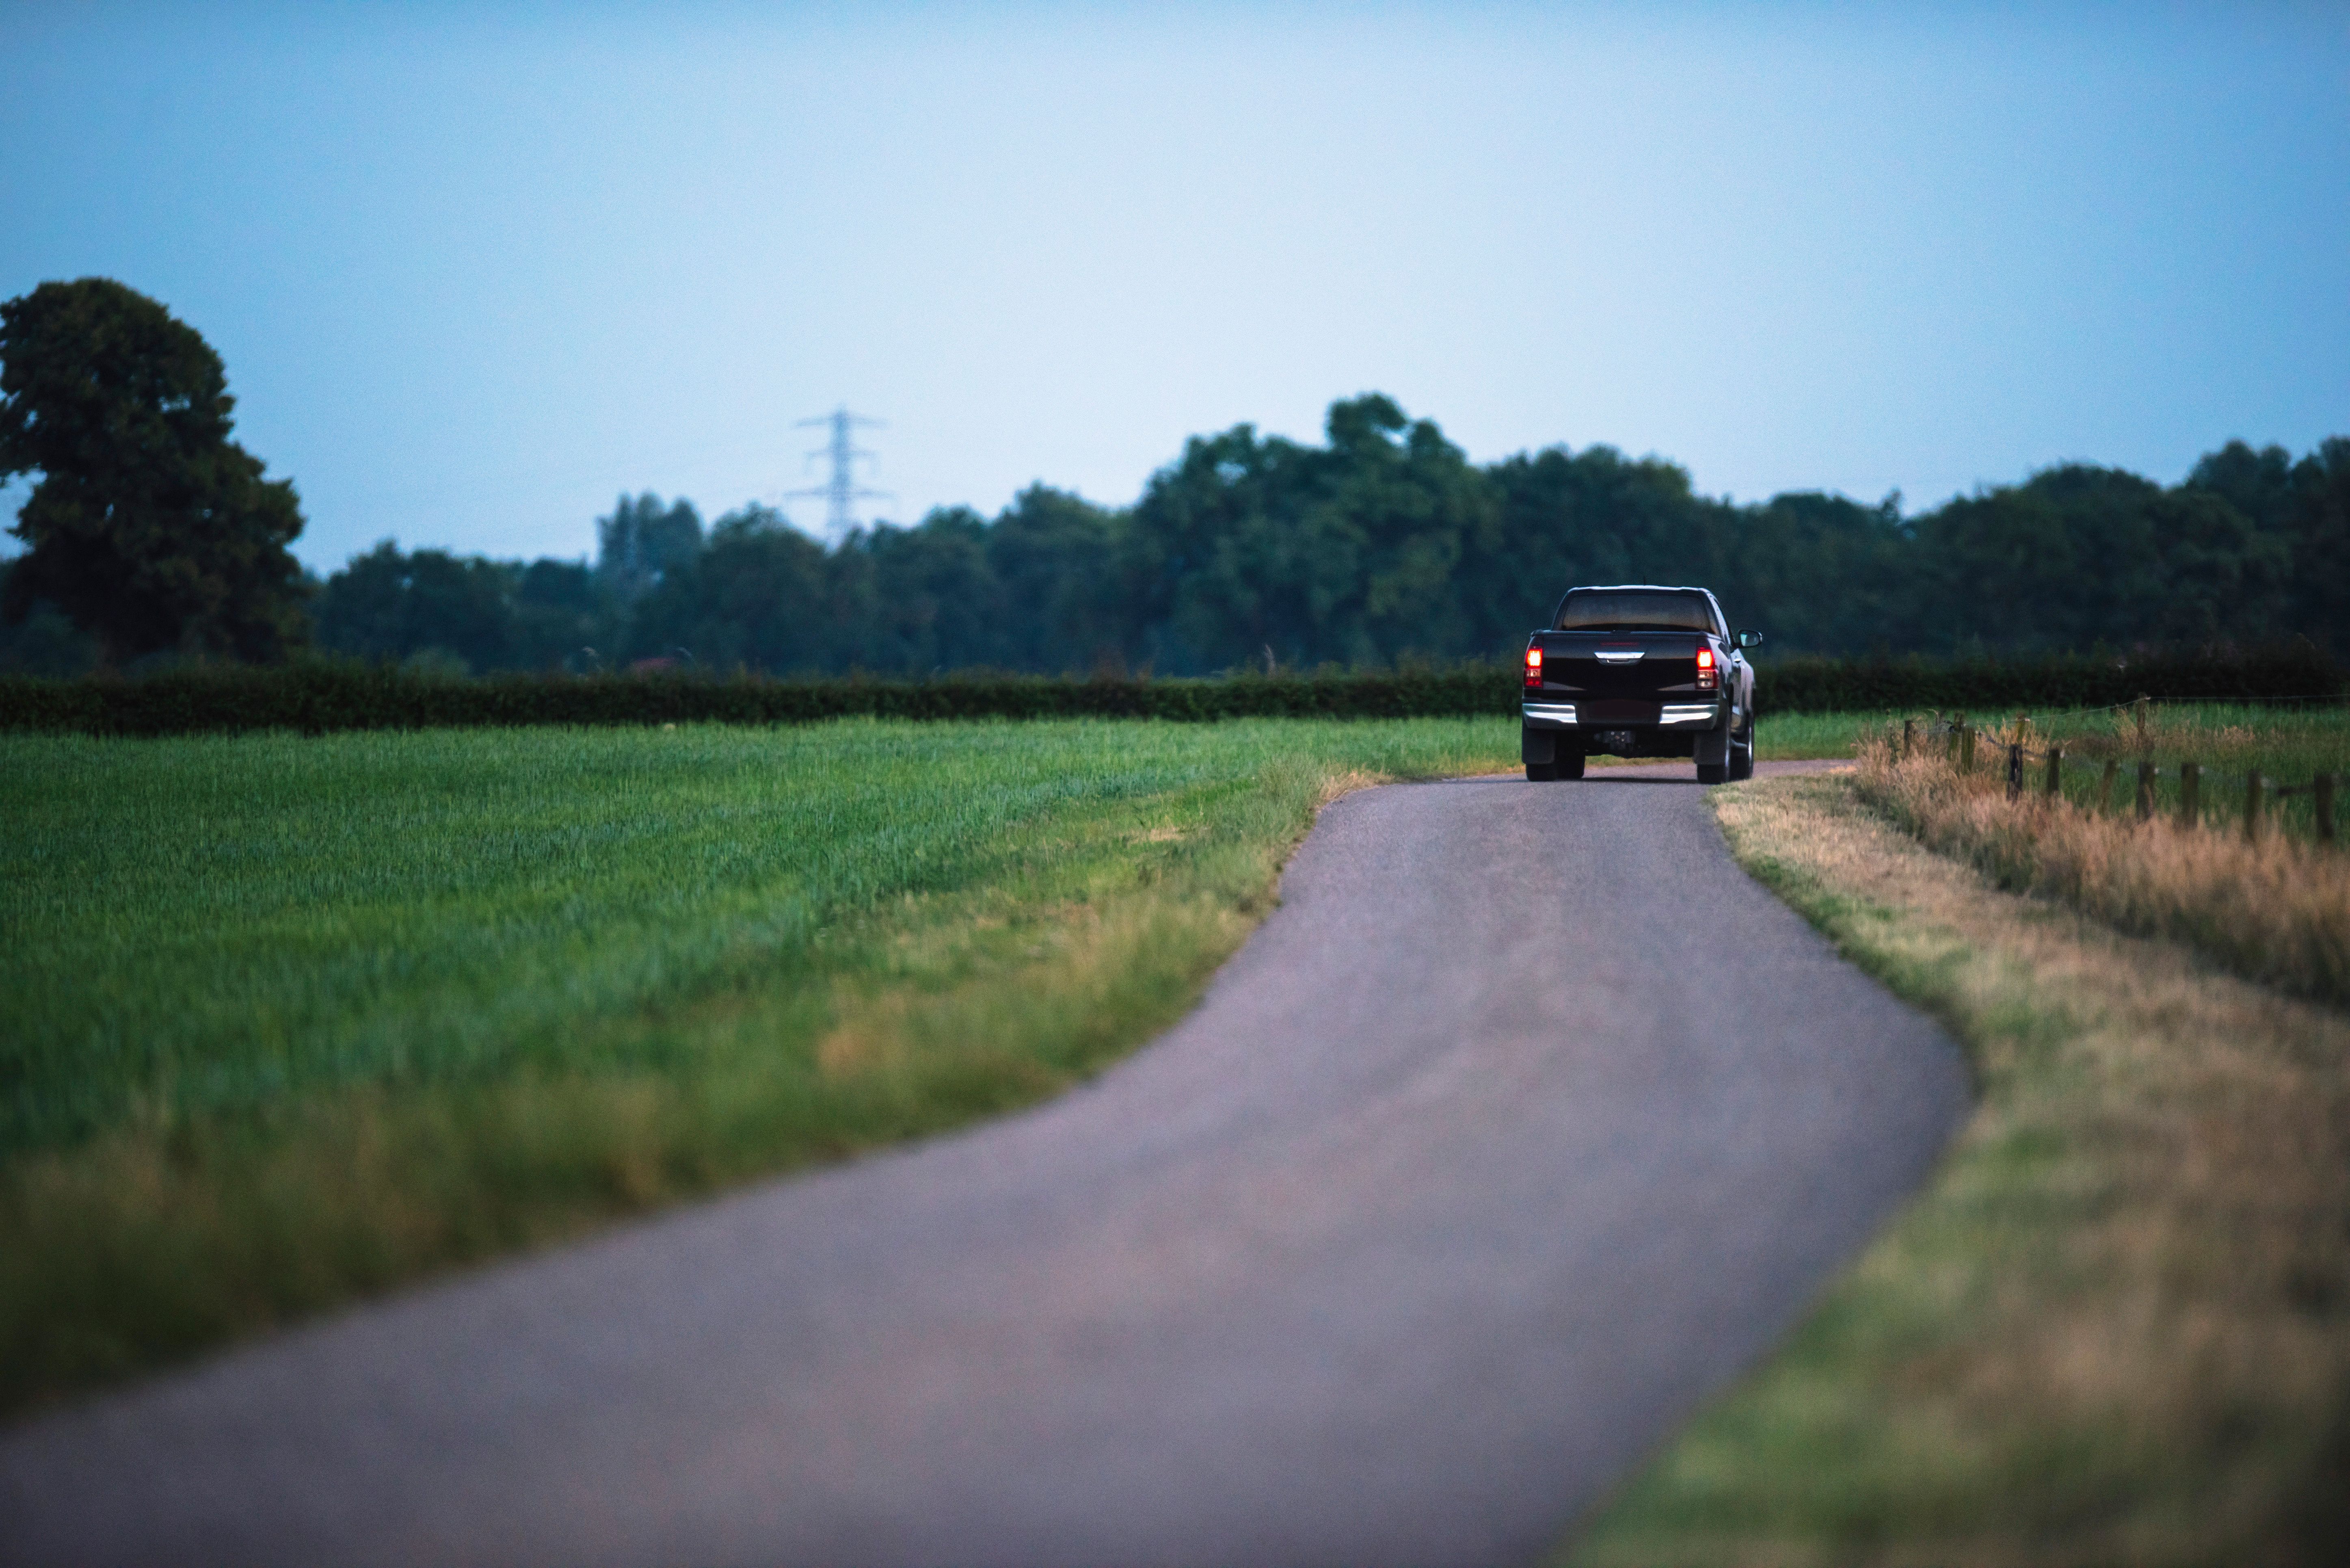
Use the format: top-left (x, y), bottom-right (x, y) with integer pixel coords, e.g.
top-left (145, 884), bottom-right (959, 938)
top-left (1520, 700), bottom-right (1723, 730)
top-left (1523, 699), bottom-right (1729, 765)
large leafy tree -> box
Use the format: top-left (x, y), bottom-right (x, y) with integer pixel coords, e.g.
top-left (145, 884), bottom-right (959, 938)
top-left (0, 278), bottom-right (308, 663)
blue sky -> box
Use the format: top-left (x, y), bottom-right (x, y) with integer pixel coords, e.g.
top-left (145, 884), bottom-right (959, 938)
top-left (3, 2), bottom-right (2345, 571)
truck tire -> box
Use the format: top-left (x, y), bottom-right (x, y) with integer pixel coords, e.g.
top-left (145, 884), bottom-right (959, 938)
top-left (1557, 749), bottom-right (1586, 780)
top-left (1730, 716), bottom-right (1755, 781)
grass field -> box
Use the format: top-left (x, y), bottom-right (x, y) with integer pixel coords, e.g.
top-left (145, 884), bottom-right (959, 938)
top-left (1564, 769), bottom-right (2350, 1567)
top-left (1, 717), bottom-right (1522, 1413)
top-left (17, 702), bottom-right (2341, 1549)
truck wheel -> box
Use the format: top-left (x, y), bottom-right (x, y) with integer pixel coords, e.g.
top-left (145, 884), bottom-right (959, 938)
top-left (1730, 719), bottom-right (1755, 781)
top-left (1525, 762), bottom-right (1558, 781)
top-left (1697, 762), bottom-right (1728, 785)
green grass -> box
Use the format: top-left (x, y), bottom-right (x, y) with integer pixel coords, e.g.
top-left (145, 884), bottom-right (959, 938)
top-left (0, 717), bottom-right (1515, 1414)
top-left (1755, 710), bottom-right (1879, 760)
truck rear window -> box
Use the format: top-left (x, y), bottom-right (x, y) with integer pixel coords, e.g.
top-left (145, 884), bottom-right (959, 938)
top-left (1554, 590), bottom-right (1716, 633)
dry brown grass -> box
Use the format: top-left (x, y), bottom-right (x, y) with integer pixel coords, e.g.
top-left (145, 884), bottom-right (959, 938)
top-left (1855, 735), bottom-right (2350, 1007)
top-left (1312, 765), bottom-right (1390, 808)
top-left (1567, 771), bottom-right (2350, 1567)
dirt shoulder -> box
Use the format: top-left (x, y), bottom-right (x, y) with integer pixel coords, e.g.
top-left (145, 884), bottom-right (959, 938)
top-left (1564, 769), bottom-right (2350, 1568)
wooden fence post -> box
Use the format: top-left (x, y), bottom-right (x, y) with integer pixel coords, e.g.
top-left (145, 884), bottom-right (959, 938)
top-left (2319, 773), bottom-right (2337, 845)
top-left (2245, 770), bottom-right (2264, 843)
top-left (2045, 745), bottom-right (2062, 799)
top-left (2137, 760), bottom-right (2155, 820)
top-left (1901, 718), bottom-right (1914, 759)
top-left (2007, 742), bottom-right (2023, 800)
top-left (2179, 762), bottom-right (2199, 828)
top-left (1961, 725), bottom-right (1976, 774)
top-left (2099, 758), bottom-right (2119, 813)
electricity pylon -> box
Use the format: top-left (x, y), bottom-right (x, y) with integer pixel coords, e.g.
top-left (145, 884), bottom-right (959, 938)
top-left (789, 408), bottom-right (891, 540)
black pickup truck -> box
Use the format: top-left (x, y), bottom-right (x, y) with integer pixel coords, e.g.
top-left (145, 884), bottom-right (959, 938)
top-left (1520, 585), bottom-right (1761, 783)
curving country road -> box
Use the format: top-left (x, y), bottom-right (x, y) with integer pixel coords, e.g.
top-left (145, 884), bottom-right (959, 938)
top-left (0, 761), bottom-right (1967, 1568)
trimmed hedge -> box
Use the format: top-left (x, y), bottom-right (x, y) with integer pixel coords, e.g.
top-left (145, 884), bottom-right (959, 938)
top-left (1754, 646), bottom-right (2346, 715)
top-left (0, 663), bottom-right (1509, 736)
top-left (1, 649), bottom-right (2340, 736)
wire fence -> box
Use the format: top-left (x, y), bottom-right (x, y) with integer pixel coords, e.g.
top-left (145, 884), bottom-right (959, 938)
top-left (1890, 695), bottom-right (2344, 846)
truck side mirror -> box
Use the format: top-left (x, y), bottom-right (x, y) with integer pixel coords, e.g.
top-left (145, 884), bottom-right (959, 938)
top-left (1736, 630), bottom-right (1764, 650)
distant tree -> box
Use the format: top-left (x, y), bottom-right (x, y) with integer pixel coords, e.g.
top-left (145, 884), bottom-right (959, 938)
top-left (595, 493), bottom-right (703, 603)
top-left (2284, 438), bottom-right (2350, 655)
top-left (984, 485), bottom-right (1131, 671)
top-left (0, 278), bottom-right (308, 663)
top-left (628, 505), bottom-right (831, 672)
top-left (2187, 441), bottom-right (2301, 534)
top-left (510, 558), bottom-right (615, 670)
top-left (1122, 420), bottom-right (1303, 672)
top-left (1905, 464), bottom-right (2289, 654)
top-left (314, 541), bottom-right (521, 673)
top-left (1312, 395), bottom-right (1498, 663)
top-left (1466, 443), bottom-right (1720, 649)
top-left (1126, 395), bottom-right (1500, 672)
top-left (1726, 491), bottom-right (1909, 654)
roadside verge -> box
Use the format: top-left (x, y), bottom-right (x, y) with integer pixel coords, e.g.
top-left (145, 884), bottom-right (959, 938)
top-left (1564, 769), bottom-right (2350, 1566)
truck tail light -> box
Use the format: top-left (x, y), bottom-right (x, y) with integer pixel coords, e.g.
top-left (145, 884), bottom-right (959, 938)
top-left (1696, 646), bottom-right (1718, 689)
top-left (1524, 646), bottom-right (1543, 688)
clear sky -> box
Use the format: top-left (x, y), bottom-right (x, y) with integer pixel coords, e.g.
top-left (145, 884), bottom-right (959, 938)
top-left (3, 1), bottom-right (2345, 571)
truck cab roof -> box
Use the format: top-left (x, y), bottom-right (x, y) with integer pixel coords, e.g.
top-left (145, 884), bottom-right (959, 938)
top-left (1549, 586), bottom-right (1727, 637)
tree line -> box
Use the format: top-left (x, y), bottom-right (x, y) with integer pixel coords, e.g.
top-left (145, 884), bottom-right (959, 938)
top-left (302, 395), bottom-right (2346, 677)
top-left (6, 282), bottom-right (2346, 677)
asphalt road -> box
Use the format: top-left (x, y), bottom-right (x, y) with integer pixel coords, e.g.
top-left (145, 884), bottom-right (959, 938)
top-left (0, 761), bottom-right (1969, 1568)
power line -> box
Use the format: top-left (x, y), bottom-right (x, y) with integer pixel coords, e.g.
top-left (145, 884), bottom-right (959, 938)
top-left (787, 407), bottom-right (891, 541)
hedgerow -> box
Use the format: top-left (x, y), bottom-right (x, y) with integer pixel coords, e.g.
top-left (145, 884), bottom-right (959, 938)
top-left (1755, 646), bottom-right (2344, 715)
top-left (1, 648), bottom-right (2338, 736)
